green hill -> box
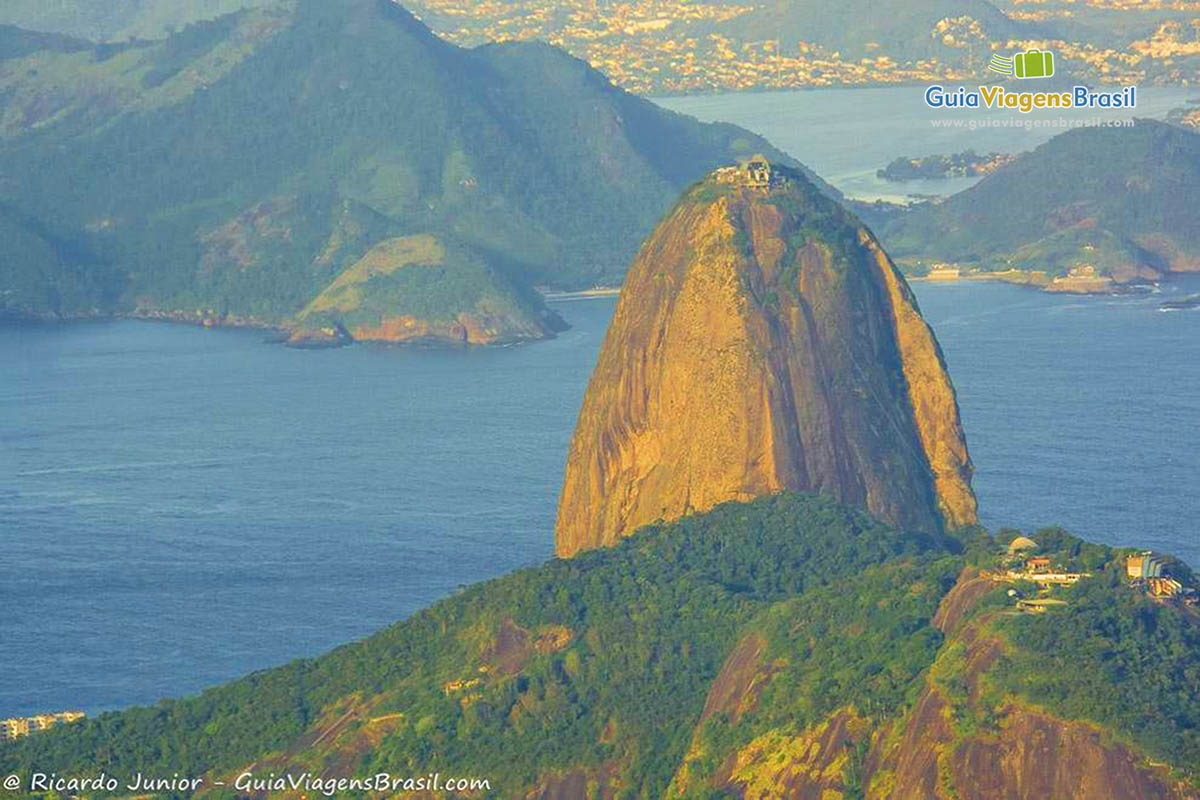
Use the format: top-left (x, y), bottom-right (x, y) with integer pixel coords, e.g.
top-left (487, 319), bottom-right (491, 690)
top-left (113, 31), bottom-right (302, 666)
top-left (0, 0), bottom-right (799, 341)
top-left (0, 0), bottom-right (277, 42)
top-left (288, 233), bottom-right (568, 346)
top-left (0, 24), bottom-right (92, 59)
top-left (880, 121), bottom-right (1200, 292)
top-left (1, 493), bottom-right (1197, 798)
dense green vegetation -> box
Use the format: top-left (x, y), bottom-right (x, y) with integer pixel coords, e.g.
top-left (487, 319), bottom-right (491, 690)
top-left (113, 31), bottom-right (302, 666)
top-left (0, 205), bottom-right (125, 314)
top-left (673, 556), bottom-right (962, 792)
top-left (992, 562), bottom-right (1200, 771)
top-left (0, 0), bottom-right (797, 327)
top-left (294, 234), bottom-right (558, 337)
top-left (0, 493), bottom-right (943, 797)
top-left (957, 526), bottom-right (1200, 777)
top-left (2, 495), bottom-right (1198, 797)
top-left (880, 121), bottom-right (1200, 281)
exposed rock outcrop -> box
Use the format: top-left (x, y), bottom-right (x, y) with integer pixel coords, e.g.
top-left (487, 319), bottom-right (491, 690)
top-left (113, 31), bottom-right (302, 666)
top-left (863, 574), bottom-right (1196, 800)
top-left (669, 569), bottom-right (1197, 800)
top-left (555, 163), bottom-right (977, 557)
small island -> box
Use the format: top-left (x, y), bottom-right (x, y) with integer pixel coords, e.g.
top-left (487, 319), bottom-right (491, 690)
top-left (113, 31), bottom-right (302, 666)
top-left (878, 149), bottom-right (1018, 182)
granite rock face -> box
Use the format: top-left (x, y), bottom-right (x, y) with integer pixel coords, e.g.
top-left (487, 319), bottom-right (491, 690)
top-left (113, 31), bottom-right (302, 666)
top-left (555, 163), bottom-right (977, 557)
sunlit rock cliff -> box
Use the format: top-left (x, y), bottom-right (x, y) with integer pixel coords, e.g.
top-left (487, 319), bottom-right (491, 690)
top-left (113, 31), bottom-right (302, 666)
top-left (556, 160), bottom-right (977, 557)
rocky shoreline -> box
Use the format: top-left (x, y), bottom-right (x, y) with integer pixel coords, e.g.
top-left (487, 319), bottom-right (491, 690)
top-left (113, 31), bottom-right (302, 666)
top-left (908, 265), bottom-right (1167, 295)
top-left (0, 306), bottom-right (569, 349)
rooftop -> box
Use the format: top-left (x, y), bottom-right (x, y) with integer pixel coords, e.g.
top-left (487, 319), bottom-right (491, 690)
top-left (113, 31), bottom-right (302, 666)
top-left (1008, 536), bottom-right (1039, 553)
top-left (713, 156), bottom-right (790, 189)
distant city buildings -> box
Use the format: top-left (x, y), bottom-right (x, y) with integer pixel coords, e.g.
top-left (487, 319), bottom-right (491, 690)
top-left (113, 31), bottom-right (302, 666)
top-left (404, 0), bottom-right (1198, 93)
top-left (0, 710), bottom-right (84, 741)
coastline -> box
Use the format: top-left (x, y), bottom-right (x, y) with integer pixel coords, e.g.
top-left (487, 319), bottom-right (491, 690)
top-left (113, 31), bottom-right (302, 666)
top-left (0, 307), bottom-right (566, 349)
top-left (904, 266), bottom-right (1174, 296)
top-left (541, 287), bottom-right (622, 302)
top-left (4, 269), bottom-right (1190, 339)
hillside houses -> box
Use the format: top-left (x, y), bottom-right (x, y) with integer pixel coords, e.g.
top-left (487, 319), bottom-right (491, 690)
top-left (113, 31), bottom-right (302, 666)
top-left (994, 537), bottom-right (1195, 610)
top-left (991, 535), bottom-right (1092, 613)
top-left (1126, 552), bottom-right (1196, 603)
top-left (1000, 540), bottom-right (1091, 586)
top-left (1, 710), bottom-right (84, 741)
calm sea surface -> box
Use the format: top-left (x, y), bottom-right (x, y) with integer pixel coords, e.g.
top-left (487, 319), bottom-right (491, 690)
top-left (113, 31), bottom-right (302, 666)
top-left (3, 86), bottom-right (1199, 717)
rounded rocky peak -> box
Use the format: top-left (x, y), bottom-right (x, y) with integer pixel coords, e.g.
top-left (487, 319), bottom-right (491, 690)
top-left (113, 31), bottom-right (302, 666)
top-left (554, 176), bottom-right (978, 558)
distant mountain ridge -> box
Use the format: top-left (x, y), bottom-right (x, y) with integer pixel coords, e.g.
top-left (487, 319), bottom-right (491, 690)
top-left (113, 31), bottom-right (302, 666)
top-left (879, 120), bottom-right (1200, 292)
top-left (0, 0), bottom-right (800, 343)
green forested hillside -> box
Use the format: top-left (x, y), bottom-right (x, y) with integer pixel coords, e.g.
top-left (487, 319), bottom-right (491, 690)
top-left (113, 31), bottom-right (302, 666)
top-left (880, 121), bottom-right (1200, 286)
top-left (0, 204), bottom-right (124, 315)
top-left (0, 0), bottom-right (276, 42)
top-left (0, 24), bottom-right (92, 59)
top-left (0, 0), bottom-right (797, 336)
top-left (992, 564), bottom-right (1200, 769)
top-left (0, 494), bottom-right (941, 795)
top-left (2, 493), bottom-right (1197, 798)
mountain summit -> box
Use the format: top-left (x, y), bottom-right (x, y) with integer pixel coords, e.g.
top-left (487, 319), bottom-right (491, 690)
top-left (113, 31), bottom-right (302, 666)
top-left (556, 159), bottom-right (977, 557)
top-left (0, 0), bottom-right (796, 339)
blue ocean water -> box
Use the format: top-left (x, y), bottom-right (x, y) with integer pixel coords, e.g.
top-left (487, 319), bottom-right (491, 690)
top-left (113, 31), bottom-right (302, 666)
top-left (1, 308), bottom-right (607, 717)
top-left (3, 85), bottom-right (1199, 719)
top-left (4, 281), bottom-right (1199, 718)
top-left (915, 278), bottom-right (1200, 559)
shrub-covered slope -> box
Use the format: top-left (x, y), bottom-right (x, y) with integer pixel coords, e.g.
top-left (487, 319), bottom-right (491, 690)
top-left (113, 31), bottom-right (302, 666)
top-left (0, 0), bottom-right (798, 340)
top-left (881, 121), bottom-right (1200, 292)
top-left (2, 493), bottom-right (1198, 799)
